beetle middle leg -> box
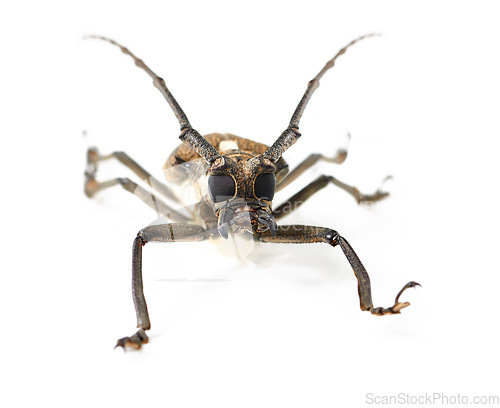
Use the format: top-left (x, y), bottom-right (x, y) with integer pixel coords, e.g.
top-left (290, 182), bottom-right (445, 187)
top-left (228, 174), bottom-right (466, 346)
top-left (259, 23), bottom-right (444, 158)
top-left (116, 223), bottom-right (208, 350)
top-left (259, 225), bottom-right (419, 315)
top-left (273, 175), bottom-right (389, 220)
top-left (85, 147), bottom-right (180, 202)
top-left (85, 147), bottom-right (191, 222)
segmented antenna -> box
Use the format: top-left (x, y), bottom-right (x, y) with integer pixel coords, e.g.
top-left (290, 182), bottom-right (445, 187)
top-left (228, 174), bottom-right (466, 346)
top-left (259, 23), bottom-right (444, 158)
top-left (85, 35), bottom-right (221, 163)
top-left (264, 34), bottom-right (378, 163)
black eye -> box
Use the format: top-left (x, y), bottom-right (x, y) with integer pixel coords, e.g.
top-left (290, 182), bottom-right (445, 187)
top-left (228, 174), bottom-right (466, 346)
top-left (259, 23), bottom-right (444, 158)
top-left (208, 175), bottom-right (236, 203)
top-left (254, 173), bottom-right (275, 201)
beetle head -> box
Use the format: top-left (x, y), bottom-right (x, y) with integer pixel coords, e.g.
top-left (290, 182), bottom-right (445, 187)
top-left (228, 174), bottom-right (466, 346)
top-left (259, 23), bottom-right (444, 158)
top-left (207, 154), bottom-right (277, 239)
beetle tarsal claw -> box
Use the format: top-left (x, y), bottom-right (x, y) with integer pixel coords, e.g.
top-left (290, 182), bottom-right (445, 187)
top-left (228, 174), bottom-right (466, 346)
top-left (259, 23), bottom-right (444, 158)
top-left (115, 329), bottom-right (149, 350)
top-left (395, 281), bottom-right (421, 302)
top-left (369, 281), bottom-right (421, 316)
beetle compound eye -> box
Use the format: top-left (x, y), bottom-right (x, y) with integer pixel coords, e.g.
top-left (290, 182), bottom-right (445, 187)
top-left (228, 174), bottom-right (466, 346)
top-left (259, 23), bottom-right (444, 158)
top-left (254, 173), bottom-right (275, 201)
top-left (208, 175), bottom-right (236, 203)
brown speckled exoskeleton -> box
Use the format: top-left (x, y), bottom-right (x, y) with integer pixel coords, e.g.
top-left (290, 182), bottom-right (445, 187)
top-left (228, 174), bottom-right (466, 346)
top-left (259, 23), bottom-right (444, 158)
top-left (84, 35), bottom-right (420, 349)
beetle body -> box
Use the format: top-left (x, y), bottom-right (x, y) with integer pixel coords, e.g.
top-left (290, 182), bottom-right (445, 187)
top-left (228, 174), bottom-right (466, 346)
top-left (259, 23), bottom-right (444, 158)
top-left (84, 35), bottom-right (419, 350)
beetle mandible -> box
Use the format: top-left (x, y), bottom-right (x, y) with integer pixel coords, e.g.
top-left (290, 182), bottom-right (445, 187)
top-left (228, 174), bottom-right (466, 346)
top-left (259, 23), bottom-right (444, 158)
top-left (84, 35), bottom-right (419, 349)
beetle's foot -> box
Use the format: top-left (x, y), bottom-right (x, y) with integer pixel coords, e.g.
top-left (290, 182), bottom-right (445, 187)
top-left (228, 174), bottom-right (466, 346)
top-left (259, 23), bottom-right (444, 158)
top-left (85, 147), bottom-right (99, 177)
top-left (357, 190), bottom-right (389, 204)
top-left (324, 148), bottom-right (348, 164)
top-left (358, 175), bottom-right (392, 204)
top-left (323, 132), bottom-right (350, 164)
top-left (369, 281), bottom-right (421, 316)
top-left (115, 329), bottom-right (149, 350)
top-left (84, 147), bottom-right (100, 197)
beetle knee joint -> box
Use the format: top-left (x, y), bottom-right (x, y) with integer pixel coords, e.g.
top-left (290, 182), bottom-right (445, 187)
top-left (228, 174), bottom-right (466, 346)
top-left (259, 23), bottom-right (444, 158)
top-left (317, 174), bottom-right (332, 187)
top-left (323, 229), bottom-right (339, 245)
top-left (118, 177), bottom-right (136, 193)
top-left (135, 231), bottom-right (147, 245)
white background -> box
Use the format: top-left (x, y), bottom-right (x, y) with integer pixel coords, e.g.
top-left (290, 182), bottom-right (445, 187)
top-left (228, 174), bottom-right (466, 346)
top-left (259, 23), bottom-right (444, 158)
top-left (2, 1), bottom-right (500, 407)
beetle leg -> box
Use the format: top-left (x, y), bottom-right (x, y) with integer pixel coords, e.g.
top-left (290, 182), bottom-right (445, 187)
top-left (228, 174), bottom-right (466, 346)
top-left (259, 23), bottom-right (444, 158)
top-left (85, 147), bottom-right (181, 203)
top-left (85, 147), bottom-right (191, 222)
top-left (116, 223), bottom-right (208, 350)
top-left (273, 175), bottom-right (389, 220)
top-left (259, 225), bottom-right (419, 315)
top-left (276, 149), bottom-right (348, 192)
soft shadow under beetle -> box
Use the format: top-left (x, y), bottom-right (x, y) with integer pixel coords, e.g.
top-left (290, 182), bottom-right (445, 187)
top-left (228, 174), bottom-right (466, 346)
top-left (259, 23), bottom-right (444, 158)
top-left (84, 35), bottom-right (420, 349)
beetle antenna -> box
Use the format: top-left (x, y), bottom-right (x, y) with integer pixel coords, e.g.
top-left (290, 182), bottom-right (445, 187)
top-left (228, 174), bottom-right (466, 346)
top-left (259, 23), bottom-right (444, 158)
top-left (85, 35), bottom-right (221, 164)
top-left (264, 34), bottom-right (379, 163)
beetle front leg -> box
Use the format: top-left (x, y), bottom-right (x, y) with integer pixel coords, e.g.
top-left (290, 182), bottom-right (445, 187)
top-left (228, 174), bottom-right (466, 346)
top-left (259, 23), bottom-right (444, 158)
top-left (334, 234), bottom-right (420, 314)
top-left (259, 225), bottom-right (419, 315)
top-left (115, 223), bottom-right (208, 350)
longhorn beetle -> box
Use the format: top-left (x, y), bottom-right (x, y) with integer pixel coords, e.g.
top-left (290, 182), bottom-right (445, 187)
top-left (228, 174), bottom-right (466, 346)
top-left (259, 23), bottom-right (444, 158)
top-left (84, 35), bottom-right (419, 349)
